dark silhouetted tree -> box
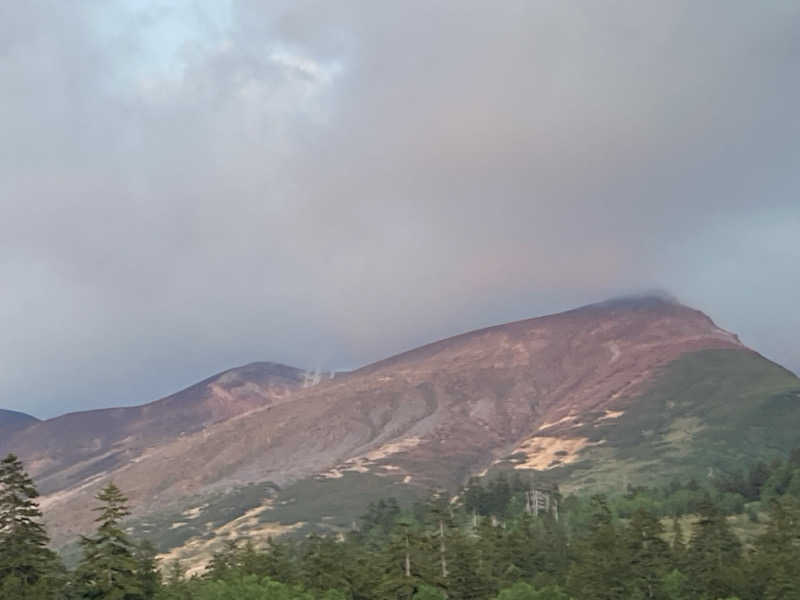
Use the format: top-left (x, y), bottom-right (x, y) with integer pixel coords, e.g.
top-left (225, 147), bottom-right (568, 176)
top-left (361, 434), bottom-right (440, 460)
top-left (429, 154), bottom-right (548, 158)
top-left (73, 482), bottom-right (143, 599)
top-left (0, 453), bottom-right (63, 598)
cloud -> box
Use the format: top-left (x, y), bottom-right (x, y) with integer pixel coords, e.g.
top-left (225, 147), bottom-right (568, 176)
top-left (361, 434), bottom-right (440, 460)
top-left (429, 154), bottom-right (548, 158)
top-left (1, 1), bottom-right (799, 416)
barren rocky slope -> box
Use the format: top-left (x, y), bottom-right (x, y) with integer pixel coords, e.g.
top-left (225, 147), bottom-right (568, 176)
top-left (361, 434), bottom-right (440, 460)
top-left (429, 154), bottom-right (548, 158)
top-left (0, 409), bottom-right (39, 441)
top-left (0, 362), bottom-right (306, 496)
top-left (3, 296), bottom-right (800, 570)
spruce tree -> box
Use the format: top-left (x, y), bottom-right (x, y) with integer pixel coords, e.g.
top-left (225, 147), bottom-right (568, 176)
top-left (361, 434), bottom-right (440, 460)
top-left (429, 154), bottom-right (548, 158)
top-left (134, 540), bottom-right (160, 600)
top-left (0, 453), bottom-right (62, 597)
top-left (685, 497), bottom-right (742, 600)
top-left (299, 534), bottom-right (350, 593)
top-left (750, 498), bottom-right (800, 600)
top-left (73, 482), bottom-right (144, 599)
top-left (624, 508), bottom-right (671, 599)
top-left (475, 515), bottom-right (511, 588)
top-left (445, 529), bottom-right (493, 600)
top-left (375, 521), bottom-right (425, 600)
top-left (423, 490), bottom-right (455, 586)
top-left (463, 478), bottom-right (487, 517)
top-left (259, 537), bottom-right (300, 584)
top-left (566, 495), bottom-right (629, 600)
top-left (204, 539), bottom-right (241, 580)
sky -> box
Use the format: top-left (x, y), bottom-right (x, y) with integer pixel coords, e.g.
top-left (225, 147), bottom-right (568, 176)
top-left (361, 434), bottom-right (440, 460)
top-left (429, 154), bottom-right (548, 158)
top-left (1, 1), bottom-right (799, 418)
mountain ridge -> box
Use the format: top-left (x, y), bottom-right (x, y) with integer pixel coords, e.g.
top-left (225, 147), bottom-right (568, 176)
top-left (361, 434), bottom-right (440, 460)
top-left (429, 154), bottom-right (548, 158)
top-left (0, 361), bottom-right (307, 495)
top-left (0, 408), bottom-right (40, 440)
top-left (2, 295), bottom-right (799, 571)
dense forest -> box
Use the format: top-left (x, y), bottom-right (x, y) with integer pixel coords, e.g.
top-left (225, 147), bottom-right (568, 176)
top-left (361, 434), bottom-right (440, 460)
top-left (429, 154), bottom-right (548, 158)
top-left (2, 450), bottom-right (800, 599)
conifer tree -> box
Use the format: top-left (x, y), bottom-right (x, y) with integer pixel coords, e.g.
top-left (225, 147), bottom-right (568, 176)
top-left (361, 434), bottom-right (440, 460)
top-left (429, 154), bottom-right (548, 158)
top-left (260, 537), bottom-right (300, 584)
top-left (685, 497), bottom-right (742, 600)
top-left (157, 561), bottom-right (195, 600)
top-left (0, 453), bottom-right (62, 597)
top-left (475, 515), bottom-right (511, 588)
top-left (566, 495), bottom-right (629, 600)
top-left (488, 474), bottom-right (512, 518)
top-left (669, 516), bottom-right (686, 571)
top-left (134, 540), bottom-right (160, 600)
top-left (205, 539), bottom-right (241, 580)
top-left (73, 482), bottom-right (144, 599)
top-left (750, 498), bottom-right (800, 600)
top-left (299, 534), bottom-right (350, 593)
top-left (424, 490), bottom-right (455, 584)
top-left (446, 529), bottom-right (494, 600)
top-left (375, 521), bottom-right (427, 600)
top-left (464, 477), bottom-right (488, 517)
top-left (624, 508), bottom-right (671, 599)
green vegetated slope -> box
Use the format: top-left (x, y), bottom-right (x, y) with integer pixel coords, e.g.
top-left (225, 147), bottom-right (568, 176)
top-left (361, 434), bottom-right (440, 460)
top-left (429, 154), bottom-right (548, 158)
top-left (553, 348), bottom-right (800, 492)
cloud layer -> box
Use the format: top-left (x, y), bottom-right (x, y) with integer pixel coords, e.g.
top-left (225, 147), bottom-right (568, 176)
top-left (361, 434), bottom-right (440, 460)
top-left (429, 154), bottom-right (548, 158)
top-left (2, 1), bottom-right (799, 417)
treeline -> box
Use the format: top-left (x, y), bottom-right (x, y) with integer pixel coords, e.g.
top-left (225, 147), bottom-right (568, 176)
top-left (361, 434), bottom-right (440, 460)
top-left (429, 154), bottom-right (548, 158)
top-left (0, 453), bottom-right (158, 599)
top-left (615, 448), bottom-right (800, 520)
top-left (2, 450), bottom-right (800, 599)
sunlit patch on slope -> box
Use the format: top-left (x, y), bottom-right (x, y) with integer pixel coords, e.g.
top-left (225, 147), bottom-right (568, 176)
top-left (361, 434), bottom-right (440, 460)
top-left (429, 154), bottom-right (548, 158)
top-left (511, 436), bottom-right (604, 470)
top-left (537, 415), bottom-right (577, 431)
top-left (156, 497), bottom-right (302, 576)
top-left (598, 409), bottom-right (625, 421)
top-left (320, 437), bottom-right (423, 478)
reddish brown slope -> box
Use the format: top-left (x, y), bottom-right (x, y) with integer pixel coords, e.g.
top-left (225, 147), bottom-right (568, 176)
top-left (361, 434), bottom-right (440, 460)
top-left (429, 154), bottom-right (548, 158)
top-left (0, 362), bottom-right (305, 495)
top-left (16, 296), bottom-right (748, 545)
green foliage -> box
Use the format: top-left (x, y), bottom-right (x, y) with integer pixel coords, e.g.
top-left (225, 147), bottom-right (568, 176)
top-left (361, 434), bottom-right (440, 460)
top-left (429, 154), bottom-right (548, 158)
top-left (445, 529), bottom-right (494, 600)
top-left (557, 350), bottom-right (800, 495)
top-left (73, 482), bottom-right (146, 599)
top-left (0, 453), bottom-right (64, 598)
top-left (9, 446), bottom-right (800, 599)
top-left (566, 495), bottom-right (628, 600)
top-left (179, 574), bottom-right (315, 599)
top-left (748, 497), bottom-right (800, 600)
top-left (685, 498), bottom-right (743, 600)
top-left (659, 569), bottom-right (688, 600)
top-left (625, 508), bottom-right (671, 599)
top-left (494, 582), bottom-right (570, 600)
top-left (299, 534), bottom-right (351, 593)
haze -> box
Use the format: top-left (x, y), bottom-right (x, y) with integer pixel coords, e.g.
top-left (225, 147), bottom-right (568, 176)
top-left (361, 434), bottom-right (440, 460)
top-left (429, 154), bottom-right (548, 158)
top-left (1, 1), bottom-right (798, 418)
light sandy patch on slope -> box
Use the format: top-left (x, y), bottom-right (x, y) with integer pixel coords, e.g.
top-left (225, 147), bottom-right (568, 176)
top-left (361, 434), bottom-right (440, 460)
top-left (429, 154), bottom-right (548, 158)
top-left (537, 415), bottom-right (576, 431)
top-left (512, 436), bottom-right (603, 470)
top-left (598, 409), bottom-right (624, 421)
top-left (156, 498), bottom-right (299, 576)
top-left (606, 341), bottom-right (622, 363)
top-left (362, 436), bottom-right (422, 461)
top-left (320, 437), bottom-right (423, 479)
top-left (182, 504), bottom-right (209, 519)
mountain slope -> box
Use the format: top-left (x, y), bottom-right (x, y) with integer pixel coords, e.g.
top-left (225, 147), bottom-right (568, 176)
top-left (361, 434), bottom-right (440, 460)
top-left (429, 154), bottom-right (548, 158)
top-left (0, 362), bottom-right (306, 496)
top-left (5, 296), bottom-right (800, 570)
top-left (0, 409), bottom-right (40, 440)
top-left (504, 347), bottom-right (800, 492)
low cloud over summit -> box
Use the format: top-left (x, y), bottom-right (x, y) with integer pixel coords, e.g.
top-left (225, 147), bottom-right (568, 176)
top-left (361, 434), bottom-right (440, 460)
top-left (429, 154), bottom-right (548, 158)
top-left (1, 1), bottom-right (799, 416)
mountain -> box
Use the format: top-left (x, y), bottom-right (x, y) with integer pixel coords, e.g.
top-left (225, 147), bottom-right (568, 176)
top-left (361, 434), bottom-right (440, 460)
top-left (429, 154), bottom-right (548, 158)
top-left (0, 362), bottom-right (306, 496)
top-left (0, 409), bottom-right (39, 440)
top-left (4, 296), bottom-right (800, 571)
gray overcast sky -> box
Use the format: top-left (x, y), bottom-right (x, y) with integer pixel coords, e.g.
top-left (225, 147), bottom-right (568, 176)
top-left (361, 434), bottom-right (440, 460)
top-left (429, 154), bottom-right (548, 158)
top-left (1, 1), bottom-right (799, 418)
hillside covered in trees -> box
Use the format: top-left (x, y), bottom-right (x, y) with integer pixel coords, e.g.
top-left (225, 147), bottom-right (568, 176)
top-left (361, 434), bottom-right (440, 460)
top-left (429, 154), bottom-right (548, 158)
top-left (2, 451), bottom-right (800, 599)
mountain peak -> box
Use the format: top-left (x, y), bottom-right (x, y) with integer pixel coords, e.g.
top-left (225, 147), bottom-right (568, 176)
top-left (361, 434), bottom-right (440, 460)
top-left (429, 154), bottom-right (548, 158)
top-left (588, 290), bottom-right (681, 310)
top-left (0, 409), bottom-right (40, 439)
